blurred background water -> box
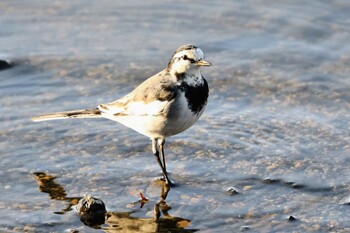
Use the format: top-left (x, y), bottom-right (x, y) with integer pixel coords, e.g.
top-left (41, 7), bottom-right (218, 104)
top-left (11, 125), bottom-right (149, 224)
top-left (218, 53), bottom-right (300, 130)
top-left (1, 0), bottom-right (350, 232)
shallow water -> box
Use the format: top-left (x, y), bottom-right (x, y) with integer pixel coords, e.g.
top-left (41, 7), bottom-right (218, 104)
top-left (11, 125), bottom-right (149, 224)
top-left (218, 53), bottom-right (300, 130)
top-left (1, 0), bottom-right (350, 232)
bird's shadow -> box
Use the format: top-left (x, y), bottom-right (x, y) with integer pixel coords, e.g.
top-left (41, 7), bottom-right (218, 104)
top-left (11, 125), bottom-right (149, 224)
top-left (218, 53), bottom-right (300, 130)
top-left (33, 172), bottom-right (198, 232)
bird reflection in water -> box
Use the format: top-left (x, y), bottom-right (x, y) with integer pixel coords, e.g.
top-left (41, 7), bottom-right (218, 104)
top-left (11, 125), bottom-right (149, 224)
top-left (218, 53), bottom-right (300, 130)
top-left (33, 172), bottom-right (197, 232)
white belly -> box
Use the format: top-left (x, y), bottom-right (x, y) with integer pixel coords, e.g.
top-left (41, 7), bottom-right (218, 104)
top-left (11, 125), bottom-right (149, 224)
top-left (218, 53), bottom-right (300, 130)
top-left (101, 92), bottom-right (206, 139)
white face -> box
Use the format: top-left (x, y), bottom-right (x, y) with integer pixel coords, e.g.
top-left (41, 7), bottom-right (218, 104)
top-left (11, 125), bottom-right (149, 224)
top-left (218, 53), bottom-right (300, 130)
top-left (169, 47), bottom-right (206, 74)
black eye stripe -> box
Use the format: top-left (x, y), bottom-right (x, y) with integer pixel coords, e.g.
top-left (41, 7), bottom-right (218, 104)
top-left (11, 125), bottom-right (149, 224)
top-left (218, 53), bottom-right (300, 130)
top-left (182, 55), bottom-right (196, 63)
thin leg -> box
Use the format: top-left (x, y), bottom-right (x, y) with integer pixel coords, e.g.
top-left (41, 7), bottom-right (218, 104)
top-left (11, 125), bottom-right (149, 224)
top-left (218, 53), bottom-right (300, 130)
top-left (159, 139), bottom-right (166, 172)
top-left (152, 139), bottom-right (173, 186)
top-left (154, 151), bottom-right (173, 185)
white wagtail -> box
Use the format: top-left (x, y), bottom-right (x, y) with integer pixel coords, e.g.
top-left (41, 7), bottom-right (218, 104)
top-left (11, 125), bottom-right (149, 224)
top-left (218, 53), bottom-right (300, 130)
top-left (32, 44), bottom-right (211, 185)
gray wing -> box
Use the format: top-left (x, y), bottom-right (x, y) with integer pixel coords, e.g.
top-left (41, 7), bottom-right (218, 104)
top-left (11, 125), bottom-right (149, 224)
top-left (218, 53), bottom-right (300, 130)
top-left (98, 70), bottom-right (178, 116)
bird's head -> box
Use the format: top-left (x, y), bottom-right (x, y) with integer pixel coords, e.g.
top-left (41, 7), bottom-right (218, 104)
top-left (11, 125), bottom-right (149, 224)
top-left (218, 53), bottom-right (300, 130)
top-left (167, 44), bottom-right (211, 76)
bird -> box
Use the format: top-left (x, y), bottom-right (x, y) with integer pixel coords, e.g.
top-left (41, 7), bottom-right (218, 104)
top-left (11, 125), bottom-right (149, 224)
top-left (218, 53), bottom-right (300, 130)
top-left (32, 44), bottom-right (211, 185)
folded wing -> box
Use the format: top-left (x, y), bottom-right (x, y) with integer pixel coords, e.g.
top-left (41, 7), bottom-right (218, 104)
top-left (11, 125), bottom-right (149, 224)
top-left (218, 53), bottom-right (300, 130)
top-left (98, 70), bottom-right (177, 117)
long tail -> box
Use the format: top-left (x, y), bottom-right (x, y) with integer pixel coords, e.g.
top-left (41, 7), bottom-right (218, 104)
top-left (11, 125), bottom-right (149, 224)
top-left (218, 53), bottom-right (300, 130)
top-left (32, 108), bottom-right (102, 122)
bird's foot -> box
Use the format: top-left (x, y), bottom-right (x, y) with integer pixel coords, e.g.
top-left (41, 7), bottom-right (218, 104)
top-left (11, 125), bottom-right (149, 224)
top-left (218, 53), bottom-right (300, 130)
top-left (159, 176), bottom-right (176, 187)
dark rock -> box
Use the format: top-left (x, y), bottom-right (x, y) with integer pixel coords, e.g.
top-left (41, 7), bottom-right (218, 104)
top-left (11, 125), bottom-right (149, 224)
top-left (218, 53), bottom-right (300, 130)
top-left (0, 59), bottom-right (13, 70)
top-left (288, 215), bottom-right (297, 221)
top-left (76, 195), bottom-right (107, 226)
top-left (226, 187), bottom-right (240, 195)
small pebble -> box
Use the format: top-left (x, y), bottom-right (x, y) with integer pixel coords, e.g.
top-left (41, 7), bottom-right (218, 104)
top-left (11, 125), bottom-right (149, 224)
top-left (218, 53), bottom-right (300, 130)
top-left (226, 187), bottom-right (240, 195)
top-left (65, 226), bottom-right (84, 233)
top-left (240, 225), bottom-right (250, 231)
top-left (263, 177), bottom-right (280, 184)
top-left (243, 186), bottom-right (253, 191)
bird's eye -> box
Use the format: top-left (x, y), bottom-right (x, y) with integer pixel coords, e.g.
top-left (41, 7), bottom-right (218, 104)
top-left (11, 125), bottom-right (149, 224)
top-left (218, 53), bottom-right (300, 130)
top-left (183, 55), bottom-right (188, 60)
